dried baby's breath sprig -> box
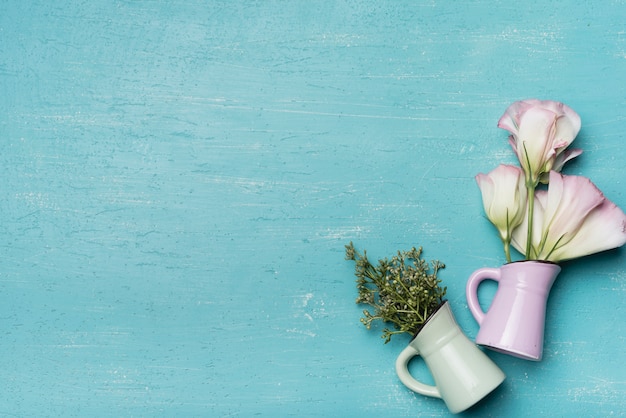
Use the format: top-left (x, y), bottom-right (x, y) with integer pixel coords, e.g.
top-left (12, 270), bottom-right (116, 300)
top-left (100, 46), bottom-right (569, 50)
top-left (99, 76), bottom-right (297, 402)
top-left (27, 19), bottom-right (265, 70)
top-left (345, 242), bottom-right (446, 343)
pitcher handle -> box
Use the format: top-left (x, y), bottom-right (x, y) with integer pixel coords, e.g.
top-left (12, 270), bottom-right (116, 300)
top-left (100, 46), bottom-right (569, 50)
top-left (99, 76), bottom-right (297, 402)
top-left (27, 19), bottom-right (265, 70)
top-left (395, 345), bottom-right (440, 398)
top-left (466, 267), bottom-right (501, 325)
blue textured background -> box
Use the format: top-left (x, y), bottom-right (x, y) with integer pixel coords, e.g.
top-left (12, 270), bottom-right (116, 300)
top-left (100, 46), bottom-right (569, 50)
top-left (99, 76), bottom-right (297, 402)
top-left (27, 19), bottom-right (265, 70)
top-left (1, 1), bottom-right (624, 416)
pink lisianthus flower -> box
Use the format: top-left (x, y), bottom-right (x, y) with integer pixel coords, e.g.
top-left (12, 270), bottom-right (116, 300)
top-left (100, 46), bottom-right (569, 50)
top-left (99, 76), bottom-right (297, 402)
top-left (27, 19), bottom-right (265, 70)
top-left (476, 165), bottom-right (527, 242)
top-left (476, 165), bottom-right (527, 261)
top-left (498, 99), bottom-right (582, 186)
top-left (511, 171), bottom-right (626, 262)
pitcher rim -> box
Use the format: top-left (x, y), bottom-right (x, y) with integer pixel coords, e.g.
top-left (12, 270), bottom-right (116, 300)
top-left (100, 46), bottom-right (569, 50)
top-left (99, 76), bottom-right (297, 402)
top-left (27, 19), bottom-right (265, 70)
top-left (410, 299), bottom-right (448, 340)
top-left (504, 259), bottom-right (559, 266)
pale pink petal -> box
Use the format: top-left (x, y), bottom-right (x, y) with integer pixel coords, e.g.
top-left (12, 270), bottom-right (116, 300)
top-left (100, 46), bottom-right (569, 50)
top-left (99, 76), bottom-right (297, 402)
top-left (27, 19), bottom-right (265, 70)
top-left (510, 208), bottom-right (528, 256)
top-left (547, 199), bottom-right (626, 262)
top-left (475, 173), bottom-right (495, 215)
top-left (551, 148), bottom-right (583, 172)
top-left (540, 172), bottom-right (605, 253)
top-left (497, 112), bottom-right (518, 134)
top-left (533, 191), bottom-right (549, 258)
top-left (543, 101), bottom-right (581, 146)
top-left (554, 116), bottom-right (581, 144)
top-left (515, 107), bottom-right (558, 172)
top-left (476, 165), bottom-right (527, 241)
top-left (497, 99), bottom-right (540, 133)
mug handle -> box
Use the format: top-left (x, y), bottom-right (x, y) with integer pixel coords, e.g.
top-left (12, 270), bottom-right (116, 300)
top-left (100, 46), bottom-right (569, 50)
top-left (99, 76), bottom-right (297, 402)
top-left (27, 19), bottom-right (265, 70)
top-left (395, 345), bottom-right (440, 398)
top-left (465, 267), bottom-right (501, 325)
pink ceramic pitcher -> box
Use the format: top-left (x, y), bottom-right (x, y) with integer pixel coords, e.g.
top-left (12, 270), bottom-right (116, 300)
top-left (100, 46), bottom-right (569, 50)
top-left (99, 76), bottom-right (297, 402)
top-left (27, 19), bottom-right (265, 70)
top-left (465, 261), bottom-right (561, 361)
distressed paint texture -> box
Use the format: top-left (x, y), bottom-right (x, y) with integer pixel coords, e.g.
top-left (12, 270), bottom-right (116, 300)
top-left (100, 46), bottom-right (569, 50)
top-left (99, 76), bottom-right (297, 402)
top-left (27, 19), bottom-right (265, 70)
top-left (1, 1), bottom-right (625, 416)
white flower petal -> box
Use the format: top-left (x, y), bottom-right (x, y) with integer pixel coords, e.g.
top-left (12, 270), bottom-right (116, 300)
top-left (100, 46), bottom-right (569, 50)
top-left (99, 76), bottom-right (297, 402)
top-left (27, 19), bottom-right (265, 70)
top-left (547, 199), bottom-right (626, 262)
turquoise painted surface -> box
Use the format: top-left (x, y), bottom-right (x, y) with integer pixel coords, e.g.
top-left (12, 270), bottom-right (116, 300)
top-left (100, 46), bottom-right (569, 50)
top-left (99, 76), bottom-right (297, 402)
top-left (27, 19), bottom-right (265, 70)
top-left (1, 1), bottom-right (625, 416)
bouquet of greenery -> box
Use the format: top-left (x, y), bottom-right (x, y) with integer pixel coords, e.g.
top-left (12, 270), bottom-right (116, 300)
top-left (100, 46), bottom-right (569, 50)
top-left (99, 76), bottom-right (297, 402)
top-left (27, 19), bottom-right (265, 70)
top-left (345, 242), bottom-right (446, 343)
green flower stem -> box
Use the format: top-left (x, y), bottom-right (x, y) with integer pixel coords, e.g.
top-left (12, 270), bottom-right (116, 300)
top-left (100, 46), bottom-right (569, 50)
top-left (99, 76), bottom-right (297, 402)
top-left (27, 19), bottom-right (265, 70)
top-left (503, 209), bottom-right (512, 263)
top-left (525, 181), bottom-right (536, 259)
top-left (504, 240), bottom-right (512, 263)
